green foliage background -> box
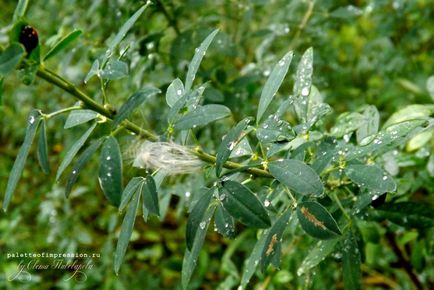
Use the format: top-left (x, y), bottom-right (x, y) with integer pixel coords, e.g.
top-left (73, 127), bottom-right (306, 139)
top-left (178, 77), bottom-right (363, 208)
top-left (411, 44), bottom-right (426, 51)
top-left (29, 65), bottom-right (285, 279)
top-left (1, 0), bottom-right (433, 289)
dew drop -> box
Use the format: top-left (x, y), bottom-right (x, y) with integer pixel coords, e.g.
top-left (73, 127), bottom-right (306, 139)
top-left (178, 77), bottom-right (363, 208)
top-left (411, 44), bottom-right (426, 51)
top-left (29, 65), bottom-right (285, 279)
top-left (176, 89), bottom-right (182, 96)
top-left (199, 221), bottom-right (206, 230)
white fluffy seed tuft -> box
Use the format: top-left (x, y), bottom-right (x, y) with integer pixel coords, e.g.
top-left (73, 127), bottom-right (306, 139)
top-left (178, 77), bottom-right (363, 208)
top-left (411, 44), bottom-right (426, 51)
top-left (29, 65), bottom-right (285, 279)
top-left (132, 141), bottom-right (202, 175)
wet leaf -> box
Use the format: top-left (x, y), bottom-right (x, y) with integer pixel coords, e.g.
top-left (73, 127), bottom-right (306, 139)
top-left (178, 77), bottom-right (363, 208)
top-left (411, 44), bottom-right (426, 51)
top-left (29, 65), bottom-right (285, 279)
top-left (297, 201), bottom-right (341, 239)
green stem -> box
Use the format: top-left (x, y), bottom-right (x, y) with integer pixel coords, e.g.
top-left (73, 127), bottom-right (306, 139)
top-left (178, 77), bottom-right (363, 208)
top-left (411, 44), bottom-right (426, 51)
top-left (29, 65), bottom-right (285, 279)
top-left (331, 191), bottom-right (351, 221)
top-left (35, 66), bottom-right (273, 178)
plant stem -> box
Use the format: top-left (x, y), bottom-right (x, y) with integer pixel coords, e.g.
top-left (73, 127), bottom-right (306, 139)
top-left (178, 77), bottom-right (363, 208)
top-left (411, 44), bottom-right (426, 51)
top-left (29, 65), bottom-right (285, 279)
top-left (45, 105), bottom-right (82, 119)
top-left (35, 66), bottom-right (272, 178)
top-left (289, 0), bottom-right (315, 50)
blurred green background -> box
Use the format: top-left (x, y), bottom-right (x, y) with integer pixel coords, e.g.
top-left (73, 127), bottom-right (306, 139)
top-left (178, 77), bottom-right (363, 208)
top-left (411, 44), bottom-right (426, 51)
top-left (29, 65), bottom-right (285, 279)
top-left (1, 0), bottom-right (433, 289)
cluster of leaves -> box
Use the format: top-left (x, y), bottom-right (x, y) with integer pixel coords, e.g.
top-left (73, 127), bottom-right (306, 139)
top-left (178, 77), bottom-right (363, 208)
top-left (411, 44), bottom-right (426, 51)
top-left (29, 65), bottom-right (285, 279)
top-left (1, 0), bottom-right (433, 289)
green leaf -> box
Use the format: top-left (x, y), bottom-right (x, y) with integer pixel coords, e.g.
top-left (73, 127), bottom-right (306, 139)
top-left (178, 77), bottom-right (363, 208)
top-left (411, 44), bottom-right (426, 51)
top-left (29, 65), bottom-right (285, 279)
top-left (256, 51), bottom-right (293, 122)
top-left (141, 175), bottom-right (159, 218)
top-left (372, 202), bottom-right (434, 229)
top-left (13, 0), bottom-right (29, 21)
top-left (214, 205), bottom-right (236, 239)
top-left (330, 112), bottom-right (364, 137)
top-left (65, 138), bottom-right (104, 198)
top-left (220, 180), bottom-right (271, 228)
top-left (345, 164), bottom-right (396, 193)
top-left (166, 78), bottom-right (184, 107)
top-left (64, 109), bottom-right (98, 129)
top-left (293, 47), bottom-right (313, 120)
top-left (3, 110), bottom-right (41, 211)
top-left (0, 43), bottom-right (25, 77)
top-left (260, 208), bottom-right (292, 272)
top-left (347, 120), bottom-right (427, 159)
top-left (174, 104), bottom-right (231, 130)
top-left (256, 114), bottom-right (294, 144)
top-left (0, 78), bottom-right (3, 107)
top-left (297, 239), bottom-right (339, 275)
top-left (112, 87), bottom-right (160, 128)
top-left (167, 86), bottom-right (205, 124)
top-left (56, 122), bottom-right (97, 181)
top-left (43, 29), bottom-right (82, 61)
top-left (114, 189), bottom-right (140, 275)
top-left (216, 117), bottom-right (251, 176)
top-left (105, 5), bottom-right (148, 61)
top-left (182, 204), bottom-right (216, 290)
top-left (186, 188), bottom-right (214, 250)
top-left (383, 104), bottom-right (433, 128)
top-left (119, 177), bottom-right (143, 212)
top-left (36, 119), bottom-right (50, 174)
top-left (269, 159), bottom-right (324, 195)
top-left (100, 59), bottom-right (129, 80)
top-left (84, 59), bottom-right (99, 83)
top-left (99, 136), bottom-right (123, 207)
top-left (342, 230), bottom-right (362, 290)
top-left (356, 106), bottom-right (379, 145)
top-left (297, 201), bottom-right (342, 239)
top-left (311, 137), bottom-right (337, 174)
top-left (184, 29), bottom-right (219, 92)
top-left (239, 231), bottom-right (268, 289)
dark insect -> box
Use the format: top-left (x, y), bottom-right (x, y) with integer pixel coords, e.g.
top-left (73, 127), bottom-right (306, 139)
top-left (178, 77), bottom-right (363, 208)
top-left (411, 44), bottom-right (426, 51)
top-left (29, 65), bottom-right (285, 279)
top-left (19, 25), bottom-right (39, 54)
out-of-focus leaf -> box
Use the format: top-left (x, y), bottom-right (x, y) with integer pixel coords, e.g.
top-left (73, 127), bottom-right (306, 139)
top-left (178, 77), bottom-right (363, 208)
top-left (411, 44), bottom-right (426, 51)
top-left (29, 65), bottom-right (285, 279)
top-left (342, 229), bottom-right (362, 290)
top-left (0, 43), bottom-right (25, 77)
top-left (370, 202), bottom-right (434, 229)
top-left (330, 5), bottom-right (363, 19)
top-left (383, 104), bottom-right (433, 128)
top-left (239, 231), bottom-right (268, 289)
top-left (13, 0), bottom-right (29, 21)
top-left (256, 51), bottom-right (293, 122)
top-left (3, 110), bottom-right (41, 211)
top-left (100, 59), bottom-right (129, 80)
top-left (99, 136), bottom-right (123, 207)
top-left (184, 29), bottom-right (219, 92)
top-left (220, 180), bottom-right (271, 228)
top-left (297, 201), bottom-right (341, 239)
top-left (356, 105), bottom-right (380, 145)
top-left (297, 239), bottom-right (339, 276)
top-left (269, 159), bottom-right (324, 195)
top-left (43, 29), bottom-right (82, 61)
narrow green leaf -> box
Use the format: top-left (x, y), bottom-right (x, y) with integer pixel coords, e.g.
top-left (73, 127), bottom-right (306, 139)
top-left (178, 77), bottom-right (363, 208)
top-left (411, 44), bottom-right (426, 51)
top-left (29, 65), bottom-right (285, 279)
top-left (3, 110), bottom-right (41, 211)
top-left (0, 78), bottom-right (4, 107)
top-left (105, 5), bottom-right (147, 61)
top-left (345, 164), bottom-right (396, 193)
top-left (356, 106), bottom-right (379, 145)
top-left (13, 0), bottom-right (29, 21)
top-left (100, 59), bottom-right (129, 80)
top-left (99, 136), bottom-right (123, 207)
top-left (119, 177), bottom-right (143, 212)
top-left (186, 188), bottom-right (214, 250)
top-left (220, 180), bottom-right (271, 228)
top-left (239, 231), bottom-right (268, 289)
top-left (65, 138), bottom-right (104, 197)
top-left (293, 47), bottom-right (313, 120)
top-left (185, 29), bottom-right (219, 92)
top-left (64, 109), bottom-right (98, 129)
top-left (56, 122), bottom-right (97, 181)
top-left (174, 104), bottom-right (231, 130)
top-left (256, 51), bottom-right (293, 122)
top-left (330, 112), bottom-right (364, 137)
top-left (167, 86), bottom-right (205, 124)
top-left (84, 59), bottom-right (99, 83)
top-left (166, 78), bottom-right (184, 107)
top-left (297, 201), bottom-right (342, 239)
top-left (372, 202), bottom-right (434, 229)
top-left (269, 159), bottom-right (324, 196)
top-left (216, 117), bottom-right (251, 176)
top-left (182, 204), bottom-right (216, 290)
top-left (141, 175), bottom-right (159, 218)
top-left (311, 137), bottom-right (337, 174)
top-left (37, 119), bottom-right (50, 174)
top-left (342, 230), bottom-right (362, 290)
top-left (0, 43), bottom-right (25, 77)
top-left (214, 205), bottom-right (236, 238)
top-left (297, 239), bottom-right (339, 275)
top-left (114, 190), bottom-right (140, 275)
top-left (260, 208), bottom-right (292, 272)
top-left (112, 87), bottom-right (160, 128)
top-left (43, 29), bottom-right (82, 61)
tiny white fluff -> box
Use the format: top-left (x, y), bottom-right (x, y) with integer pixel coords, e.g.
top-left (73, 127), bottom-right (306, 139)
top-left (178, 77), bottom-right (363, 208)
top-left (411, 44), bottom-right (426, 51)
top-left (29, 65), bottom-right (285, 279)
top-left (132, 141), bottom-right (203, 175)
